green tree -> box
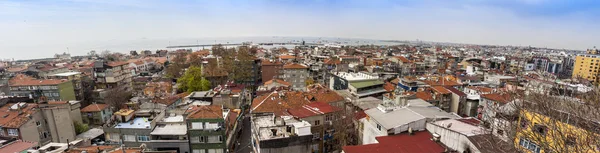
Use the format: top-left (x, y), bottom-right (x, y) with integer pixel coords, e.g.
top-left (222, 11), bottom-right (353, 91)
top-left (165, 52), bottom-right (189, 78)
top-left (74, 121), bottom-right (89, 135)
top-left (178, 66), bottom-right (211, 92)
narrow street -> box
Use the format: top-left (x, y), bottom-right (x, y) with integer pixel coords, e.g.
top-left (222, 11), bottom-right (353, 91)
top-left (232, 115), bottom-right (252, 153)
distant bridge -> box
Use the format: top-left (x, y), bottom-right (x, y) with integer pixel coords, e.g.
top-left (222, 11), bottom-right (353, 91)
top-left (166, 42), bottom-right (324, 49)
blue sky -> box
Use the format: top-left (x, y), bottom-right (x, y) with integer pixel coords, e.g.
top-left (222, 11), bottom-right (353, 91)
top-left (1, 0), bottom-right (599, 59)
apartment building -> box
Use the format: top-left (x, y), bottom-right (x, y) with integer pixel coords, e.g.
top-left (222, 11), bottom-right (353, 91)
top-left (329, 72), bottom-right (386, 98)
top-left (0, 103), bottom-right (52, 146)
top-left (251, 113), bottom-right (313, 153)
top-left (9, 74), bottom-right (76, 101)
top-left (572, 48), bottom-right (600, 83)
top-left (48, 72), bottom-right (84, 101)
top-left (93, 61), bottom-right (132, 90)
top-left (287, 102), bottom-right (342, 153)
top-left (281, 63), bottom-right (309, 91)
top-left (260, 60), bottom-right (283, 83)
top-left (186, 105), bottom-right (227, 153)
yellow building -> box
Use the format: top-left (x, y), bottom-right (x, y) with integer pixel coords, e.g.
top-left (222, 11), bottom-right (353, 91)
top-left (572, 49), bottom-right (600, 83)
top-left (515, 109), bottom-right (600, 153)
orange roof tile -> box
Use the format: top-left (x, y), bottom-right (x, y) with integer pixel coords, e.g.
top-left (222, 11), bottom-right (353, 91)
top-left (283, 63), bottom-right (308, 69)
top-left (306, 84), bottom-right (345, 103)
top-left (431, 86), bottom-right (452, 94)
top-left (81, 103), bottom-right (109, 112)
top-left (7, 66), bottom-right (27, 73)
top-left (287, 102), bottom-right (342, 118)
top-left (264, 79), bottom-right (291, 86)
top-left (324, 59), bottom-right (341, 65)
top-left (251, 91), bottom-right (311, 115)
top-left (9, 74), bottom-right (67, 86)
top-left (187, 105), bottom-right (223, 119)
top-left (394, 56), bottom-right (412, 63)
top-left (107, 61), bottom-right (129, 67)
top-left (0, 103), bottom-right (38, 128)
top-left (481, 93), bottom-right (512, 104)
top-left (279, 55), bottom-right (296, 60)
top-left (261, 59), bottom-right (283, 66)
top-left (416, 91), bottom-right (433, 101)
top-left (467, 86), bottom-right (494, 93)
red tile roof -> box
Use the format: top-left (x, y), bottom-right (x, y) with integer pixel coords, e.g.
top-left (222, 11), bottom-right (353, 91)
top-left (415, 91), bottom-right (433, 101)
top-left (354, 110), bottom-right (366, 120)
top-left (264, 79), bottom-right (291, 86)
top-left (261, 59), bottom-right (283, 66)
top-left (287, 102), bottom-right (341, 118)
top-left (81, 103), bottom-right (109, 112)
top-left (107, 61), bottom-right (129, 67)
top-left (481, 93), bottom-right (512, 104)
top-left (324, 59), bottom-right (341, 65)
top-left (0, 140), bottom-right (37, 153)
top-left (394, 56), bottom-right (412, 63)
top-left (251, 91), bottom-right (311, 115)
top-left (467, 86), bottom-right (494, 93)
top-left (6, 66), bottom-right (27, 73)
top-left (9, 74), bottom-right (67, 86)
top-left (0, 103), bottom-right (38, 128)
top-left (457, 117), bottom-right (481, 126)
top-left (283, 63), bottom-right (308, 69)
top-left (431, 86), bottom-right (451, 94)
top-left (422, 79), bottom-right (461, 86)
top-left (342, 131), bottom-right (445, 153)
top-left (306, 84), bottom-right (345, 103)
top-left (187, 105), bottom-right (223, 119)
top-left (279, 55), bottom-right (296, 60)
top-left (444, 86), bottom-right (467, 96)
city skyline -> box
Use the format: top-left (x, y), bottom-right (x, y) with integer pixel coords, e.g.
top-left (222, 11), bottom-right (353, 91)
top-left (2, 0), bottom-right (599, 59)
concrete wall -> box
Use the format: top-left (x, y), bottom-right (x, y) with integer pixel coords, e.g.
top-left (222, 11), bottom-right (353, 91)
top-left (19, 119), bottom-right (42, 145)
top-left (42, 106), bottom-right (76, 143)
top-left (426, 123), bottom-right (472, 153)
top-left (58, 81), bottom-right (76, 101)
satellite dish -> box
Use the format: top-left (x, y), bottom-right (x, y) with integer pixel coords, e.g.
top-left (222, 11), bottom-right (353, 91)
top-left (447, 123), bottom-right (453, 128)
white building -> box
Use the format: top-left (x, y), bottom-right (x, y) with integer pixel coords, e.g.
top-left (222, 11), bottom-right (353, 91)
top-left (361, 93), bottom-right (459, 144)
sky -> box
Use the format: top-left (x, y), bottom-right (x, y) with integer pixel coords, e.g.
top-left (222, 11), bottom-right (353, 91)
top-left (1, 0), bottom-right (599, 60)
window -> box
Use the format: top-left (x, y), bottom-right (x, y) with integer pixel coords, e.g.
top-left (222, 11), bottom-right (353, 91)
top-left (36, 121), bottom-right (41, 126)
top-left (137, 135), bottom-right (150, 142)
top-left (8, 129), bottom-right (18, 136)
top-left (192, 150), bottom-right (205, 153)
top-left (191, 122), bottom-right (203, 129)
top-left (208, 136), bottom-right (222, 143)
top-left (191, 136), bottom-right (200, 143)
top-left (124, 135), bottom-right (136, 142)
top-left (377, 124), bottom-right (382, 131)
top-left (109, 133), bottom-right (120, 141)
top-left (207, 149), bottom-right (223, 153)
top-left (533, 124), bottom-right (547, 136)
top-left (314, 120), bottom-right (320, 126)
top-left (205, 122), bottom-right (219, 130)
top-left (519, 138), bottom-right (541, 153)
